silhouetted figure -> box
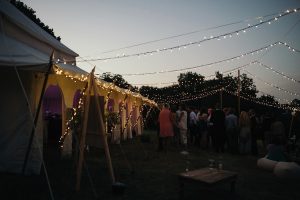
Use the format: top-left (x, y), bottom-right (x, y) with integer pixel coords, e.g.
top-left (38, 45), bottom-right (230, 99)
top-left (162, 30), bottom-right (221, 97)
top-left (225, 107), bottom-right (238, 154)
top-left (249, 109), bottom-right (258, 156)
top-left (210, 104), bottom-right (226, 153)
top-left (239, 111), bottom-right (251, 155)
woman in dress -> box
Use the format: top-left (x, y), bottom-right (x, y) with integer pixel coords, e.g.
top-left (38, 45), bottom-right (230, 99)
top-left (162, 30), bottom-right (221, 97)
top-left (239, 111), bottom-right (251, 154)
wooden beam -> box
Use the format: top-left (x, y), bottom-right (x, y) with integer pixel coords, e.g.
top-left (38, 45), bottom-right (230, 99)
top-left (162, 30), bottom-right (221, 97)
top-left (76, 68), bottom-right (94, 191)
top-left (91, 76), bottom-right (116, 184)
top-left (22, 52), bottom-right (54, 174)
top-left (237, 70), bottom-right (241, 116)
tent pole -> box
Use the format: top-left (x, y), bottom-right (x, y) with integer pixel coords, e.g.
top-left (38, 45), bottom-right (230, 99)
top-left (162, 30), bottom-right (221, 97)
top-left (22, 52), bottom-right (54, 174)
top-left (237, 70), bottom-right (241, 116)
top-left (92, 75), bottom-right (116, 184)
top-left (76, 68), bottom-right (94, 191)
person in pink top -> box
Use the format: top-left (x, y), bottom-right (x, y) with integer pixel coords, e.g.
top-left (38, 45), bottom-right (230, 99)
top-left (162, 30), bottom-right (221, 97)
top-left (158, 103), bottom-right (174, 150)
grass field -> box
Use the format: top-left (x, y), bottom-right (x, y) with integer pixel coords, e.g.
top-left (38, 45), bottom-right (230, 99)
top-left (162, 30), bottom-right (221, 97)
top-left (1, 130), bottom-right (299, 200)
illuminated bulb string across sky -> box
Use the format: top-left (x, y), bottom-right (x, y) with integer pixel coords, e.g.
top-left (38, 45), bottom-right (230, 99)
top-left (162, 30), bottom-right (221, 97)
top-left (71, 8), bottom-right (299, 63)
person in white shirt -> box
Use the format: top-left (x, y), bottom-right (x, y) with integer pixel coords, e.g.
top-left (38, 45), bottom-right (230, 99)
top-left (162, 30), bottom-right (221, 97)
top-left (178, 104), bottom-right (188, 149)
top-left (189, 107), bottom-right (198, 145)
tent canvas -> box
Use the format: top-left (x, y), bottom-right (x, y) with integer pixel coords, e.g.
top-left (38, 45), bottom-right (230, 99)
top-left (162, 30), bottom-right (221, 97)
top-left (0, 0), bottom-right (80, 175)
top-left (0, 0), bottom-right (156, 176)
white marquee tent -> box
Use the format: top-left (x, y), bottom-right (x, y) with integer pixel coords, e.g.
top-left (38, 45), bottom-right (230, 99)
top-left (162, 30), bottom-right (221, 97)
top-left (0, 0), bottom-right (156, 175)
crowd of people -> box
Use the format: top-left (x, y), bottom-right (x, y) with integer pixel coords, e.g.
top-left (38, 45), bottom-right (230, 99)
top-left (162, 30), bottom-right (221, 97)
top-left (156, 103), bottom-right (296, 160)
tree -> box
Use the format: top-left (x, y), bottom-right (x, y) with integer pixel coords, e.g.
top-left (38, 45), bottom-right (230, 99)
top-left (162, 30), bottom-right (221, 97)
top-left (239, 74), bottom-right (257, 98)
top-left (257, 95), bottom-right (278, 105)
top-left (100, 73), bottom-right (138, 92)
top-left (177, 72), bottom-right (204, 94)
top-left (290, 99), bottom-right (300, 109)
top-left (11, 0), bottom-right (61, 41)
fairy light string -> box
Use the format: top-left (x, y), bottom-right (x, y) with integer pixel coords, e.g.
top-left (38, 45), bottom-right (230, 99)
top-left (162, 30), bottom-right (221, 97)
top-left (120, 41), bottom-right (297, 76)
top-left (258, 90), bottom-right (292, 104)
top-left (73, 8), bottom-right (299, 63)
top-left (131, 104), bottom-right (144, 129)
top-left (130, 62), bottom-right (248, 87)
top-left (53, 68), bottom-right (157, 147)
top-left (91, 10), bottom-right (284, 55)
top-left (143, 106), bottom-right (154, 127)
top-left (146, 73), bottom-right (240, 103)
top-left (53, 65), bottom-right (88, 82)
top-left (224, 89), bottom-right (297, 111)
top-left (243, 69), bottom-right (300, 97)
top-left (59, 84), bottom-right (88, 147)
top-left (254, 61), bottom-right (300, 84)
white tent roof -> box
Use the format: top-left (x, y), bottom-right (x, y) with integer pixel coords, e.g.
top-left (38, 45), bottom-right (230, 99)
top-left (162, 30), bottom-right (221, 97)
top-left (0, 31), bottom-right (49, 69)
top-left (0, 0), bottom-right (78, 58)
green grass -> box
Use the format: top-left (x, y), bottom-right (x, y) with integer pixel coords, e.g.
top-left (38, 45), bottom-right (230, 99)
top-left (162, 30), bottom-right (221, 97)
top-left (1, 130), bottom-right (299, 200)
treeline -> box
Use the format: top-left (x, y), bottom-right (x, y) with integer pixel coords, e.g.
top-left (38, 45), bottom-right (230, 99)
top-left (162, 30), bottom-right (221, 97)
top-left (11, 0), bottom-right (61, 41)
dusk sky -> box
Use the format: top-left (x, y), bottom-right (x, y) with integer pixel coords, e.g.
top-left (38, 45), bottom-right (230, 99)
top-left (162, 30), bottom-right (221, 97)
top-left (21, 0), bottom-right (300, 103)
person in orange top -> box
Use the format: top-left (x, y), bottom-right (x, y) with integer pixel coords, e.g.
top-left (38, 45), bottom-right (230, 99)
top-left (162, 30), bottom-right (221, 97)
top-left (158, 103), bottom-right (174, 150)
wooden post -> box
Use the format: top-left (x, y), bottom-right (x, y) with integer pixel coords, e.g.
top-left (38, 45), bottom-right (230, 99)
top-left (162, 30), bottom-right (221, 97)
top-left (91, 76), bottom-right (116, 184)
top-left (76, 68), bottom-right (94, 191)
top-left (220, 89), bottom-right (223, 110)
top-left (237, 70), bottom-right (241, 116)
top-left (22, 52), bottom-right (54, 174)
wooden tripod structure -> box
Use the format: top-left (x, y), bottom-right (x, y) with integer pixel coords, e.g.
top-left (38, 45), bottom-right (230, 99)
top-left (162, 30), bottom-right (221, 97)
top-left (76, 68), bottom-right (115, 191)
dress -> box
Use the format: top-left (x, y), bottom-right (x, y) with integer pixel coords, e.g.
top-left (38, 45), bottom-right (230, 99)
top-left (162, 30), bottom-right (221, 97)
top-left (159, 108), bottom-right (174, 137)
top-left (239, 126), bottom-right (251, 154)
top-left (178, 111), bottom-right (188, 145)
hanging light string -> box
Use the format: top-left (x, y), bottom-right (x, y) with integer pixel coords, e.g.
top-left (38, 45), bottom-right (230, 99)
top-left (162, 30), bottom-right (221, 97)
top-left (143, 106), bottom-right (154, 127)
top-left (119, 41), bottom-right (298, 76)
top-left (157, 80), bottom-right (234, 104)
top-left (277, 41), bottom-right (300, 53)
top-left (95, 11), bottom-right (281, 55)
top-left (258, 90), bottom-right (292, 104)
top-left (131, 105), bottom-right (144, 129)
top-left (59, 84), bottom-right (88, 147)
top-left (53, 65), bottom-right (89, 82)
top-left (122, 103), bottom-right (136, 134)
top-left (243, 69), bottom-right (300, 97)
top-left (132, 81), bottom-right (177, 86)
top-left (254, 61), bottom-right (300, 83)
top-left (130, 61), bottom-right (254, 87)
top-left (72, 8), bottom-right (299, 63)
top-left (175, 89), bottom-right (221, 104)
top-left (116, 95), bottom-right (129, 137)
top-left (153, 79), bottom-right (233, 103)
top-left (224, 89), bottom-right (296, 111)
top-left (147, 40), bottom-right (300, 85)
top-left (130, 105), bottom-right (145, 130)
top-left (118, 95), bottom-right (128, 121)
top-left (178, 80), bottom-right (234, 102)
top-left (54, 63), bottom-right (157, 107)
top-left (130, 62), bottom-right (244, 86)
top-left (162, 87), bottom-right (226, 104)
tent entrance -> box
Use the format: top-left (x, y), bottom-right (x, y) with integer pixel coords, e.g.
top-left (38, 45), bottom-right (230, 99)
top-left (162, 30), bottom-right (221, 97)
top-left (42, 85), bottom-right (63, 160)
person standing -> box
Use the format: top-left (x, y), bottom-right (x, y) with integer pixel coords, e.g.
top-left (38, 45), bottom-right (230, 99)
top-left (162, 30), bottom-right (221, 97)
top-left (158, 104), bottom-right (174, 151)
top-left (249, 109), bottom-right (258, 156)
top-left (178, 104), bottom-right (188, 150)
top-left (198, 112), bottom-right (209, 149)
top-left (207, 108), bottom-right (214, 149)
top-left (225, 107), bottom-right (238, 154)
top-left (210, 103), bottom-right (226, 153)
top-left (189, 107), bottom-right (198, 145)
top-left (239, 111), bottom-right (251, 154)
top-left (170, 105), bottom-right (179, 146)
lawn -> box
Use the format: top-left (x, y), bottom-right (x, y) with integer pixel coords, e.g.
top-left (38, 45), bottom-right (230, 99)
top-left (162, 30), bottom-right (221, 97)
top-left (1, 130), bottom-right (299, 200)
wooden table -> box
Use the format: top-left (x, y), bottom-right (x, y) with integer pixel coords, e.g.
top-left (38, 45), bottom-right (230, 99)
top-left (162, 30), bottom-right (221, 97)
top-left (178, 168), bottom-right (238, 198)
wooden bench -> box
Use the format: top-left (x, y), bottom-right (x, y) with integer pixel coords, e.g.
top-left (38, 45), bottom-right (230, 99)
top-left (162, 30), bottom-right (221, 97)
top-left (178, 167), bottom-right (238, 198)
